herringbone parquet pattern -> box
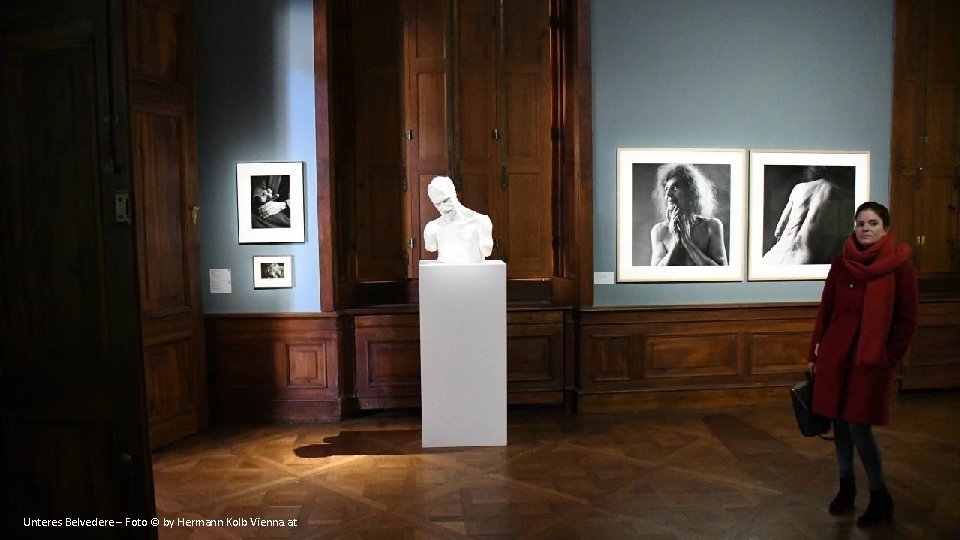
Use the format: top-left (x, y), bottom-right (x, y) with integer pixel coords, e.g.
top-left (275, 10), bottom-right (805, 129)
top-left (153, 394), bottom-right (960, 539)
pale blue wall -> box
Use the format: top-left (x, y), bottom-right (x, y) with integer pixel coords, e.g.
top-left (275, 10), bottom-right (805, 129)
top-left (592, 0), bottom-right (894, 306)
top-left (196, 0), bottom-right (320, 313)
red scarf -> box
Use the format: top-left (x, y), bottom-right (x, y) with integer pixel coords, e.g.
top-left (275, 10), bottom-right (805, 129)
top-left (842, 233), bottom-right (911, 367)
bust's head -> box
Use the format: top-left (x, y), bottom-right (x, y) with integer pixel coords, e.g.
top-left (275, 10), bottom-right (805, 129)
top-left (428, 176), bottom-right (459, 217)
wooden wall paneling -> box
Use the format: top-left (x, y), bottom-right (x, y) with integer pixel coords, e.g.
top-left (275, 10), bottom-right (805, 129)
top-left (354, 313), bottom-right (422, 408)
top-left (206, 315), bottom-right (342, 422)
top-left (506, 309), bottom-right (565, 404)
top-left (900, 299), bottom-right (960, 389)
top-left (577, 304), bottom-right (820, 411)
top-left (643, 331), bottom-right (739, 379)
top-left (749, 328), bottom-right (813, 375)
top-left (351, 309), bottom-right (568, 408)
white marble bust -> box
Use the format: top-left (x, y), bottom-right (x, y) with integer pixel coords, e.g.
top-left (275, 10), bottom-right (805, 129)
top-left (423, 176), bottom-right (493, 264)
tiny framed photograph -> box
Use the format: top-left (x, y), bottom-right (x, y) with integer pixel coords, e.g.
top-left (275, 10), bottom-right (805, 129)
top-left (748, 150), bottom-right (870, 281)
top-left (237, 161), bottom-right (305, 243)
top-left (252, 256), bottom-right (293, 289)
top-left (616, 148), bottom-right (747, 282)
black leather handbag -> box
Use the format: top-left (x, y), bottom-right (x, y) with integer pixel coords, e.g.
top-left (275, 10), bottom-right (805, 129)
top-left (790, 372), bottom-right (832, 438)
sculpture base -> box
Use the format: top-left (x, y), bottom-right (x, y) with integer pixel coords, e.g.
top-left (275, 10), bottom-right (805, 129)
top-left (418, 260), bottom-right (506, 447)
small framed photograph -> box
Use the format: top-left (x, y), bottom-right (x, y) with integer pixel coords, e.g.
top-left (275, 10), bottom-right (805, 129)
top-left (748, 150), bottom-right (870, 281)
top-left (253, 256), bottom-right (293, 289)
top-left (237, 161), bottom-right (305, 243)
top-left (616, 148), bottom-right (747, 282)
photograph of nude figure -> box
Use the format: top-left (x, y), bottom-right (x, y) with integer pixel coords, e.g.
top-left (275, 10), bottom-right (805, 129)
top-left (616, 148), bottom-right (746, 283)
top-left (748, 150), bottom-right (869, 281)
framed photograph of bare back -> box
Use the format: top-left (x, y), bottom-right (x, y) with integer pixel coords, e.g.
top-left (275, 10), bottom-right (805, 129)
top-left (616, 148), bottom-right (746, 282)
top-left (748, 150), bottom-right (870, 281)
top-left (237, 161), bottom-right (305, 243)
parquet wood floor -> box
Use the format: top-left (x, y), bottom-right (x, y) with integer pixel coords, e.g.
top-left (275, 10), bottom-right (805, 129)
top-left (153, 393), bottom-right (960, 539)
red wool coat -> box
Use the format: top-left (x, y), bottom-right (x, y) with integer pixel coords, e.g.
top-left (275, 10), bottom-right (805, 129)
top-left (807, 254), bottom-right (918, 425)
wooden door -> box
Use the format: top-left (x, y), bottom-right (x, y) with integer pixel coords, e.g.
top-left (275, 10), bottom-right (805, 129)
top-left (0, 0), bottom-right (156, 535)
top-left (456, 0), bottom-right (499, 251)
top-left (404, 0), bottom-right (451, 276)
top-left (501, 0), bottom-right (553, 278)
top-left (917, 0), bottom-right (959, 273)
top-left (891, 0), bottom-right (960, 276)
top-left (352, 0), bottom-right (406, 282)
top-left (126, 0), bottom-right (206, 449)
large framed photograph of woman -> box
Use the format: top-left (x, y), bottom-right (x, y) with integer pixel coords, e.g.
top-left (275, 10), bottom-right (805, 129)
top-left (237, 161), bottom-right (306, 243)
top-left (616, 148), bottom-right (746, 282)
top-left (748, 151), bottom-right (869, 281)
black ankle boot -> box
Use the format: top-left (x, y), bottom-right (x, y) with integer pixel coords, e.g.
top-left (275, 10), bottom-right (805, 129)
top-left (857, 486), bottom-right (894, 526)
top-left (829, 477), bottom-right (856, 514)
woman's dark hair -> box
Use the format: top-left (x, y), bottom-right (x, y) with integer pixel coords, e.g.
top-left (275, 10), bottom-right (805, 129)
top-left (855, 201), bottom-right (890, 228)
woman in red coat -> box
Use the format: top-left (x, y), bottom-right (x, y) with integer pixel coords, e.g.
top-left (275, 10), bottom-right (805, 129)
top-left (808, 201), bottom-right (918, 526)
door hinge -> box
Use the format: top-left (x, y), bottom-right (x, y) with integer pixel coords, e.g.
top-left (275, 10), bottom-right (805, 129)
top-left (114, 191), bottom-right (130, 224)
top-left (407, 237), bottom-right (417, 249)
top-left (406, 129), bottom-right (415, 141)
top-left (492, 128), bottom-right (500, 140)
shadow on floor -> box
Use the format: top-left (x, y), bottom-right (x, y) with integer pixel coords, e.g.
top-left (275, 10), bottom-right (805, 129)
top-left (294, 429), bottom-right (421, 457)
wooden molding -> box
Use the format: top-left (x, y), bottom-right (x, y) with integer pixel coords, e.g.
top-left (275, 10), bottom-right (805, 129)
top-left (205, 313), bottom-right (344, 422)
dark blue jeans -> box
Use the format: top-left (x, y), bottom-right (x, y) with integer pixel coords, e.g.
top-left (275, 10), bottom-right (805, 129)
top-left (834, 420), bottom-right (885, 490)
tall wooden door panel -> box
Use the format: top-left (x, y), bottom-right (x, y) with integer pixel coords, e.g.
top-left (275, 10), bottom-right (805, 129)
top-left (0, 0), bottom-right (155, 534)
top-left (918, 0), bottom-right (958, 273)
top-left (502, 0), bottom-right (552, 278)
top-left (404, 0), bottom-right (450, 275)
top-left (891, 0), bottom-right (960, 277)
top-left (127, 0), bottom-right (205, 449)
top-left (457, 0), bottom-right (500, 256)
top-left (352, 0), bottom-right (405, 281)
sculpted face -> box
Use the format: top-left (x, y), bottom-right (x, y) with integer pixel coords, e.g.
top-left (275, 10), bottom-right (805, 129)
top-left (854, 209), bottom-right (888, 247)
top-left (430, 192), bottom-right (456, 217)
top-left (428, 177), bottom-right (459, 218)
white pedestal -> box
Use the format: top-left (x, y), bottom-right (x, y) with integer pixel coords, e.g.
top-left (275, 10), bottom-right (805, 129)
top-left (419, 260), bottom-right (506, 447)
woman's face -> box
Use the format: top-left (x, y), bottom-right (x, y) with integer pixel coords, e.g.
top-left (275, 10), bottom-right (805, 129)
top-left (664, 178), bottom-right (691, 214)
top-left (854, 209), bottom-right (888, 247)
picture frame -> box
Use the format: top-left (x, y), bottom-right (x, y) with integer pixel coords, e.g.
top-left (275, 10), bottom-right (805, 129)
top-left (748, 150), bottom-right (870, 281)
top-left (616, 148), bottom-right (746, 282)
top-left (252, 256), bottom-right (293, 289)
top-left (237, 161), bottom-right (305, 243)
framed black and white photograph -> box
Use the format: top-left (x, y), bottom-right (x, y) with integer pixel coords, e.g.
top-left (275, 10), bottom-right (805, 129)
top-left (748, 150), bottom-right (869, 281)
top-left (616, 148), bottom-right (746, 282)
top-left (252, 255), bottom-right (293, 289)
top-left (237, 161), bottom-right (305, 243)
